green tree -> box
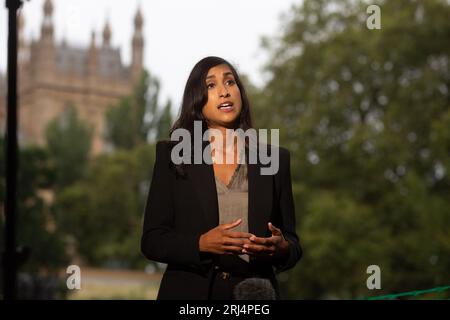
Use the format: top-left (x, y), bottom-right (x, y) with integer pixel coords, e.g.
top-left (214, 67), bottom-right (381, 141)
top-left (45, 105), bottom-right (92, 190)
top-left (156, 99), bottom-right (173, 140)
top-left (105, 70), bottom-right (173, 149)
top-left (0, 138), bottom-right (68, 298)
top-left (54, 143), bottom-right (156, 268)
top-left (53, 69), bottom-right (173, 270)
top-left (252, 0), bottom-right (450, 298)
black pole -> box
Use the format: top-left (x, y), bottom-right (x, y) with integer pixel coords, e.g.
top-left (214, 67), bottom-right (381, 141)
top-left (4, 0), bottom-right (24, 300)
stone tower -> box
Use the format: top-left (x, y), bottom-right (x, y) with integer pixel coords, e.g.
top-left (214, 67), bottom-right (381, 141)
top-left (0, 0), bottom-right (145, 155)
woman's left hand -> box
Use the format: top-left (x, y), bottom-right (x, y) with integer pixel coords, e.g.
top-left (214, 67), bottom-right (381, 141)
top-left (242, 222), bottom-right (290, 258)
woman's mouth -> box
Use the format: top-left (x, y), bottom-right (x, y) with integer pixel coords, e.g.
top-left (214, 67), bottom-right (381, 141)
top-left (217, 101), bottom-right (234, 112)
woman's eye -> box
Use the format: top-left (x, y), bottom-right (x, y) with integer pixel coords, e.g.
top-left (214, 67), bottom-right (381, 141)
top-left (207, 83), bottom-right (215, 89)
top-left (226, 79), bottom-right (235, 85)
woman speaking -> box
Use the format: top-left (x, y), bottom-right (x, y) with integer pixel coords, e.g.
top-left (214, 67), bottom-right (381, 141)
top-left (141, 56), bottom-right (302, 300)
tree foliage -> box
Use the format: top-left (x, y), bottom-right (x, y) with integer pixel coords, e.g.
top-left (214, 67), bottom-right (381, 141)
top-left (105, 70), bottom-right (173, 149)
top-left (45, 105), bottom-right (92, 190)
top-left (54, 140), bottom-right (155, 268)
top-left (0, 138), bottom-right (69, 298)
top-left (251, 0), bottom-right (450, 298)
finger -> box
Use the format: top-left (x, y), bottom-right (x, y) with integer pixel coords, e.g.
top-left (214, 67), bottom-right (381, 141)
top-left (268, 222), bottom-right (282, 236)
top-left (227, 238), bottom-right (254, 246)
top-left (222, 218), bottom-right (242, 230)
top-left (242, 246), bottom-right (275, 256)
top-left (225, 231), bottom-right (255, 239)
top-left (222, 245), bottom-right (246, 254)
top-left (249, 236), bottom-right (277, 246)
top-left (222, 237), bottom-right (246, 247)
top-left (243, 243), bottom-right (276, 255)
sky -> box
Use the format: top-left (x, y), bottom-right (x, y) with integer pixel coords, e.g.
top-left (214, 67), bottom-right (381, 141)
top-left (1, 0), bottom-right (299, 115)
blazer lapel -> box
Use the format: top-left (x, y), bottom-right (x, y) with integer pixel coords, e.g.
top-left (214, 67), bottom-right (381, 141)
top-left (186, 141), bottom-right (219, 231)
top-left (247, 146), bottom-right (273, 237)
top-left (186, 141), bottom-right (273, 236)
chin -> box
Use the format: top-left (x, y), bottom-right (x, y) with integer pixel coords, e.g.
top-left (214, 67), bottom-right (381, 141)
top-left (219, 116), bottom-right (239, 126)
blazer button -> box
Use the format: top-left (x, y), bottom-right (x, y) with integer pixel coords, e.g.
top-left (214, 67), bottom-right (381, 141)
top-left (214, 265), bottom-right (220, 270)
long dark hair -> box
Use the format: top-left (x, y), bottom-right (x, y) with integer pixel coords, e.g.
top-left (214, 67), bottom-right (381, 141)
top-left (169, 56), bottom-right (253, 136)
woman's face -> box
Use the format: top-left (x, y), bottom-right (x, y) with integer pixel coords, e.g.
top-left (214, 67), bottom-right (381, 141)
top-left (202, 64), bottom-right (242, 129)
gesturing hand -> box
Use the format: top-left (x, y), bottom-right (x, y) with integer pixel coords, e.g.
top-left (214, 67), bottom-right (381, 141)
top-left (242, 222), bottom-right (290, 258)
top-left (199, 218), bottom-right (254, 255)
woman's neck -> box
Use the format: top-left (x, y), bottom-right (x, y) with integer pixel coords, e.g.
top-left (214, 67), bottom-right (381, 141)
top-left (207, 125), bottom-right (241, 164)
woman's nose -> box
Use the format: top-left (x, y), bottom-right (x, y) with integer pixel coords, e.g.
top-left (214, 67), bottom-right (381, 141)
top-left (218, 85), bottom-right (230, 98)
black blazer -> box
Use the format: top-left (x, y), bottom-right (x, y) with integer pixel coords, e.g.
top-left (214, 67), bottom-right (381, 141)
top-left (141, 140), bottom-right (302, 299)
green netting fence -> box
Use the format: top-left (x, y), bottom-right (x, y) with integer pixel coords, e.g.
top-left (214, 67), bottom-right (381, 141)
top-left (363, 285), bottom-right (450, 300)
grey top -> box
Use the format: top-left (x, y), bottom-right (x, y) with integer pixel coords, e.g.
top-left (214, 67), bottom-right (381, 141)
top-left (215, 163), bottom-right (249, 262)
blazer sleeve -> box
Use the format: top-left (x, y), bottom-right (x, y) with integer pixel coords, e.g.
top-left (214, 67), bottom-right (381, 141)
top-left (272, 147), bottom-right (303, 273)
top-left (140, 141), bottom-right (204, 268)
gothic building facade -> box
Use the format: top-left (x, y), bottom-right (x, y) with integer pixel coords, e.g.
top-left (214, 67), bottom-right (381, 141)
top-left (0, 0), bottom-right (144, 154)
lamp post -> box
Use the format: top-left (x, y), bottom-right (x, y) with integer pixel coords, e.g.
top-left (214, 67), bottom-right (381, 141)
top-left (3, 0), bottom-right (25, 300)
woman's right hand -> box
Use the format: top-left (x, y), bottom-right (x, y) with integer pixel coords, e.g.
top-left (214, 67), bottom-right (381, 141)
top-left (199, 218), bottom-right (254, 255)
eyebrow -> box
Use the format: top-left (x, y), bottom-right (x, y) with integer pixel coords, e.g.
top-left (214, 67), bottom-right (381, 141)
top-left (206, 72), bottom-right (234, 80)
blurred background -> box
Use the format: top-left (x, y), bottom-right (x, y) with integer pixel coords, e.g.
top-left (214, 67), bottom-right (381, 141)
top-left (0, 0), bottom-right (449, 299)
